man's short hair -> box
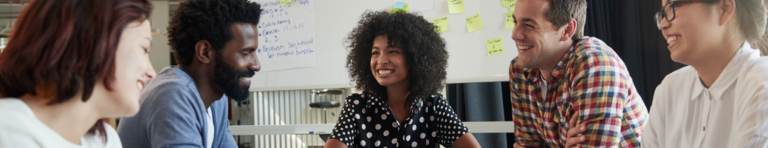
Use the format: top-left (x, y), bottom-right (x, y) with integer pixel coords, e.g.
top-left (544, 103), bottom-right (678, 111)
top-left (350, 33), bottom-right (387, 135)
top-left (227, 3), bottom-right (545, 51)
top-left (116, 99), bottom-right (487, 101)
top-left (545, 0), bottom-right (587, 42)
top-left (167, 0), bottom-right (263, 66)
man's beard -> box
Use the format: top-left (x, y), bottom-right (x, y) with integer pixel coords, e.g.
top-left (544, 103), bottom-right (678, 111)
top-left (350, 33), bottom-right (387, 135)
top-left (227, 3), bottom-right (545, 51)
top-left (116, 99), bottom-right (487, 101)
top-left (212, 56), bottom-right (255, 102)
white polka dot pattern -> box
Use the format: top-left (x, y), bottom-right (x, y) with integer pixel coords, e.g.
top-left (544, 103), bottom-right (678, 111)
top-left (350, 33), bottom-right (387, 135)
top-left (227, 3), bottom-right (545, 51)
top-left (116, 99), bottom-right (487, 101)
top-left (328, 94), bottom-right (470, 148)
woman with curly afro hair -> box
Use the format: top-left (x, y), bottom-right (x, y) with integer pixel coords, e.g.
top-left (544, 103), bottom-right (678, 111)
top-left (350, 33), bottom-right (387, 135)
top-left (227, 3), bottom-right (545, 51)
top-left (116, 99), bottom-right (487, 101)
top-left (324, 11), bottom-right (481, 148)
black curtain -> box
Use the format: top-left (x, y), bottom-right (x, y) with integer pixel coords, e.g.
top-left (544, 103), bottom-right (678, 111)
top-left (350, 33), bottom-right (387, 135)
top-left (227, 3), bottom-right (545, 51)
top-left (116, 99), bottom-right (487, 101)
top-left (583, 0), bottom-right (685, 108)
top-left (446, 82), bottom-right (508, 148)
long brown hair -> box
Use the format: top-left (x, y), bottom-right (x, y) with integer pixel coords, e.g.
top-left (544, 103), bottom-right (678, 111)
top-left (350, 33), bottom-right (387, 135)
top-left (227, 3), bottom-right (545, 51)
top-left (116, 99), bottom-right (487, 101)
top-left (0, 0), bottom-right (152, 140)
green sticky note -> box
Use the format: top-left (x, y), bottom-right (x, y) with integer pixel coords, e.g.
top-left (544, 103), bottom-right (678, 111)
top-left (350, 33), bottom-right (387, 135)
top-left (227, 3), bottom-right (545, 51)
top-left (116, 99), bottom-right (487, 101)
top-left (486, 38), bottom-right (504, 56)
top-left (505, 12), bottom-right (515, 29)
top-left (433, 17), bottom-right (449, 33)
top-left (448, 0), bottom-right (465, 14)
top-left (392, 2), bottom-right (409, 13)
top-left (501, 0), bottom-right (516, 8)
top-left (280, 0), bottom-right (292, 4)
top-left (465, 13), bottom-right (484, 32)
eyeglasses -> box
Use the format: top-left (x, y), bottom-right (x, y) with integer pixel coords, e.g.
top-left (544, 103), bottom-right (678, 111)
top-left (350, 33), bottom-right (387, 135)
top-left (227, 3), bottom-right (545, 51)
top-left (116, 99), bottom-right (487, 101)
top-left (654, 0), bottom-right (705, 30)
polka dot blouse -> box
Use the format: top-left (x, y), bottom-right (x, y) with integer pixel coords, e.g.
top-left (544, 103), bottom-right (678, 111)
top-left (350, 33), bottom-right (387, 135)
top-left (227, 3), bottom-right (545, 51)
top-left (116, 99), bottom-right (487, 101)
top-left (329, 93), bottom-right (470, 148)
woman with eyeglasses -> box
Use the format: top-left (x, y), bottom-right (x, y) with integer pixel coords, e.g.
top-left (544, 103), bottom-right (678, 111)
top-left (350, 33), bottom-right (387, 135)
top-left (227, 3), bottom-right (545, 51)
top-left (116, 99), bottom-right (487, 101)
top-left (641, 0), bottom-right (768, 147)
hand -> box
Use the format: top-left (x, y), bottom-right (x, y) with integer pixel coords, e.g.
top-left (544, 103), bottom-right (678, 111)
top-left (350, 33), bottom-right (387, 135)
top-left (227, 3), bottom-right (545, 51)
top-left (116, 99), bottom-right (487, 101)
top-left (565, 112), bottom-right (586, 148)
top-left (513, 143), bottom-right (551, 148)
top-left (513, 143), bottom-right (527, 148)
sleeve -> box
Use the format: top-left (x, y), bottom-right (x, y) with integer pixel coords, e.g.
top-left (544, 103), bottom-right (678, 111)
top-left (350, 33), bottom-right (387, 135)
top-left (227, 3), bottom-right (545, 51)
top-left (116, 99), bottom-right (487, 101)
top-left (640, 85), bottom-right (667, 148)
top-left (213, 98), bottom-right (238, 148)
top-left (145, 87), bottom-right (205, 148)
top-left (570, 51), bottom-right (631, 148)
top-left (219, 125), bottom-right (237, 148)
top-left (432, 95), bottom-right (471, 148)
top-left (509, 60), bottom-right (548, 147)
top-left (730, 68), bottom-right (768, 148)
top-left (328, 94), bottom-right (362, 147)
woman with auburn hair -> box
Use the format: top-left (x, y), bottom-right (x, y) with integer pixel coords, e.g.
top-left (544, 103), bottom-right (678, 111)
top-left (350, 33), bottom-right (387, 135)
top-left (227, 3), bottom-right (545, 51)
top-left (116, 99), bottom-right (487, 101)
top-left (0, 0), bottom-right (155, 147)
top-left (642, 0), bottom-right (768, 147)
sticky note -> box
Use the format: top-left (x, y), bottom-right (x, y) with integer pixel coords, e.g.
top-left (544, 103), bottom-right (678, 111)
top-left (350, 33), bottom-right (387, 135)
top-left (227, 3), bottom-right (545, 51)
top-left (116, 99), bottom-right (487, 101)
top-left (448, 0), bottom-right (465, 14)
top-left (501, 0), bottom-right (516, 8)
top-left (505, 12), bottom-right (515, 28)
top-left (280, 0), bottom-right (292, 4)
top-left (433, 17), bottom-right (449, 33)
top-left (465, 13), bottom-right (484, 32)
top-left (394, 2), bottom-right (406, 8)
top-left (486, 38), bottom-right (504, 56)
top-left (392, 2), bottom-right (409, 13)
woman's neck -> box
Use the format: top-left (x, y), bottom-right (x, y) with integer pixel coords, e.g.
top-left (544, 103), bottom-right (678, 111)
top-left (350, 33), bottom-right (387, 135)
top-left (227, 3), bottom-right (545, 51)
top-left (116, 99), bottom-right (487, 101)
top-left (691, 39), bottom-right (744, 88)
top-left (385, 83), bottom-right (410, 109)
top-left (19, 94), bottom-right (100, 145)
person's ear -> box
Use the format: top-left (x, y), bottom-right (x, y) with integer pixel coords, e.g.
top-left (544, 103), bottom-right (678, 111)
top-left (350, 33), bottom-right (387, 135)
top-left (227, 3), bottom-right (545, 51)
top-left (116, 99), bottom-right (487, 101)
top-left (718, 0), bottom-right (736, 26)
top-left (560, 19), bottom-right (578, 42)
top-left (194, 40), bottom-right (214, 64)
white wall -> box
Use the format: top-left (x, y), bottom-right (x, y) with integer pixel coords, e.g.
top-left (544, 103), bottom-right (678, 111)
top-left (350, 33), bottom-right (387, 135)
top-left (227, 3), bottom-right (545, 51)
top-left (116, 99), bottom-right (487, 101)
top-left (249, 0), bottom-right (516, 91)
top-left (0, 19), bottom-right (11, 29)
top-left (149, 1), bottom-right (172, 73)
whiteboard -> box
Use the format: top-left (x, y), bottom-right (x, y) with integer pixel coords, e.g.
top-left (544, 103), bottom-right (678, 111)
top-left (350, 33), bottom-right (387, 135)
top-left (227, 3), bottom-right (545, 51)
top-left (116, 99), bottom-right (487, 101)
top-left (250, 0), bottom-right (518, 91)
top-left (254, 0), bottom-right (316, 71)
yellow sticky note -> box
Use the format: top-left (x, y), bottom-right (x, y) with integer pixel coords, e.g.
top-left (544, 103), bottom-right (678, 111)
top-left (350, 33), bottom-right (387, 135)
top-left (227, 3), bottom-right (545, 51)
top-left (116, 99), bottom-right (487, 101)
top-left (501, 0), bottom-right (516, 7)
top-left (505, 12), bottom-right (515, 28)
top-left (280, 0), bottom-right (292, 4)
top-left (448, 0), bottom-right (465, 14)
top-left (465, 13), bottom-right (484, 32)
top-left (403, 3), bottom-right (409, 13)
top-left (392, 2), bottom-right (409, 13)
top-left (433, 17), bottom-right (449, 33)
top-left (486, 38), bottom-right (504, 56)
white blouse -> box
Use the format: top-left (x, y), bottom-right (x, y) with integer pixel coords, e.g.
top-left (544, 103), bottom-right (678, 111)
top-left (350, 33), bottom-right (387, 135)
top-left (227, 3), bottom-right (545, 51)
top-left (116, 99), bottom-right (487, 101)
top-left (642, 42), bottom-right (768, 148)
top-left (0, 99), bottom-right (122, 148)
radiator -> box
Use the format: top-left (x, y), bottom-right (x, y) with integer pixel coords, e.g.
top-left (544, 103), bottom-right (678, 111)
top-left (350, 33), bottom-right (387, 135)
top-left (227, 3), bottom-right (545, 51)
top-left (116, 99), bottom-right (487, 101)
top-left (233, 89), bottom-right (345, 148)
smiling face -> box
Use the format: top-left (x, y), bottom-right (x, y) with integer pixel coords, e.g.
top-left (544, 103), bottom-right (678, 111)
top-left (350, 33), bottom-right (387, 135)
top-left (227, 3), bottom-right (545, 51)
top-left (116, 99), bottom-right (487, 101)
top-left (370, 35), bottom-right (409, 88)
top-left (102, 20), bottom-right (156, 116)
top-left (212, 22), bottom-right (261, 102)
top-left (511, 0), bottom-right (570, 69)
top-left (658, 0), bottom-right (724, 65)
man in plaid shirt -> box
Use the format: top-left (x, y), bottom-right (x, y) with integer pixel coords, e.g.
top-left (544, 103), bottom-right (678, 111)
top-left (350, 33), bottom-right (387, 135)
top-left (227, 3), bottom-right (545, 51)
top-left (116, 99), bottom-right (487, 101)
top-left (509, 0), bottom-right (649, 147)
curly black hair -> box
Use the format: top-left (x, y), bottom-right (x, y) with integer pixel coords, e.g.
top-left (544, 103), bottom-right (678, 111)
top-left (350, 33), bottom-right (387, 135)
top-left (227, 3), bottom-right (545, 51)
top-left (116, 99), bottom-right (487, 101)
top-left (167, 0), bottom-right (263, 65)
top-left (346, 11), bottom-right (448, 101)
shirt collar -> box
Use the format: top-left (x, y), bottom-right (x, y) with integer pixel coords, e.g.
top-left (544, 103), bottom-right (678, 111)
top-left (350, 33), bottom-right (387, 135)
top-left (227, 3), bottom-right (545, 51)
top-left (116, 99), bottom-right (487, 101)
top-left (550, 46), bottom-right (576, 80)
top-left (691, 41), bottom-right (761, 100)
top-left (365, 94), bottom-right (425, 113)
top-left (524, 46), bottom-right (576, 84)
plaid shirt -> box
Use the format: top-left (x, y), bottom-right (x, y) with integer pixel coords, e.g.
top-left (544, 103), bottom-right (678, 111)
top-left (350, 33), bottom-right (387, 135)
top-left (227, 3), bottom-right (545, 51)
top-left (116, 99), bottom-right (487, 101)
top-left (509, 37), bottom-right (648, 148)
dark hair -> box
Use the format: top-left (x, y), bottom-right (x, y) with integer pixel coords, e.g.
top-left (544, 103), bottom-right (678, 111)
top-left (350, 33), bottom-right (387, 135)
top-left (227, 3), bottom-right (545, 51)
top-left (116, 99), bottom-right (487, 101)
top-left (168, 0), bottom-right (263, 65)
top-left (346, 11), bottom-right (448, 101)
top-left (0, 0), bottom-right (151, 140)
top-left (545, 0), bottom-right (587, 42)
